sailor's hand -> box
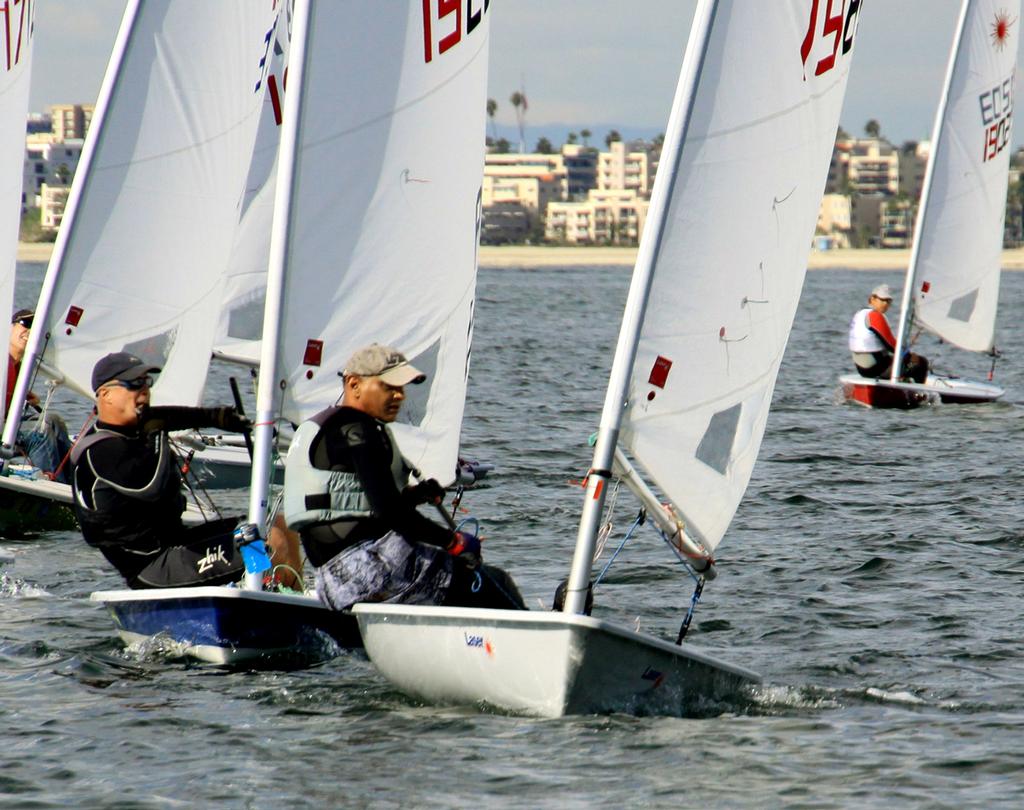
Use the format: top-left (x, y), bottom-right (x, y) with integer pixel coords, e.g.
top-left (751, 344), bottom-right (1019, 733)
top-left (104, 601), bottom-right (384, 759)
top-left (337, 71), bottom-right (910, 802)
top-left (408, 478), bottom-right (445, 505)
top-left (212, 406), bottom-right (252, 434)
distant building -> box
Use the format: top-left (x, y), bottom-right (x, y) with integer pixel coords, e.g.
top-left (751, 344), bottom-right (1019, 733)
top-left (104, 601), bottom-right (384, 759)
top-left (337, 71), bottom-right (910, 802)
top-left (26, 112), bottom-right (52, 135)
top-left (39, 183), bottom-right (71, 231)
top-left (480, 202), bottom-right (531, 244)
top-left (816, 193), bottom-right (852, 248)
top-left (560, 144), bottom-right (598, 199)
top-left (828, 137), bottom-right (900, 196)
top-left (50, 104), bottom-right (94, 141)
top-left (880, 199), bottom-right (914, 248)
top-left (597, 141), bottom-right (656, 197)
top-left (545, 188), bottom-right (649, 245)
top-left (22, 138), bottom-right (84, 212)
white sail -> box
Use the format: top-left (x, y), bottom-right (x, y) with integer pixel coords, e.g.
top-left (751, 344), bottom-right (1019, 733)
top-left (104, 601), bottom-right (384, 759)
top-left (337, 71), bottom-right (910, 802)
top-left (0, 0), bottom-right (33, 421)
top-left (267, 1), bottom-right (489, 483)
top-left (31, 2), bottom-right (276, 404)
top-left (902, 0), bottom-right (1018, 354)
top-left (216, 1), bottom-right (293, 368)
top-left (617, 1), bottom-right (862, 552)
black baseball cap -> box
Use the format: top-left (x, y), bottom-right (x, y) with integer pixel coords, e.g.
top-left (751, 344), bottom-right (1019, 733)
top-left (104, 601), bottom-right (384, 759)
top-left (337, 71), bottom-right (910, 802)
top-left (11, 308), bottom-right (33, 327)
top-left (91, 351), bottom-right (161, 392)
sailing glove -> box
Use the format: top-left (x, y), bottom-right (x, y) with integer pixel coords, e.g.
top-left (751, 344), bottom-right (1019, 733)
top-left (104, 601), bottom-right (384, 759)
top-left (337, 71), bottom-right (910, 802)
top-left (210, 406), bottom-right (252, 434)
top-left (406, 478), bottom-right (445, 505)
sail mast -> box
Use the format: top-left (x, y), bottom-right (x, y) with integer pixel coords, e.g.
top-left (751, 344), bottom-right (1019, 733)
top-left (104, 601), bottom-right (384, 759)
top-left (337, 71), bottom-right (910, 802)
top-left (245, 0), bottom-right (312, 591)
top-left (0, 0), bottom-right (142, 454)
top-left (563, 0), bottom-right (719, 616)
top-left (891, 0), bottom-right (971, 380)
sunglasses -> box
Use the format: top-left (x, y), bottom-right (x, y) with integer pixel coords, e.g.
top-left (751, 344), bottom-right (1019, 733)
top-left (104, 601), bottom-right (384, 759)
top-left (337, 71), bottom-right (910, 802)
top-left (105, 375), bottom-right (154, 391)
top-left (14, 317), bottom-right (32, 328)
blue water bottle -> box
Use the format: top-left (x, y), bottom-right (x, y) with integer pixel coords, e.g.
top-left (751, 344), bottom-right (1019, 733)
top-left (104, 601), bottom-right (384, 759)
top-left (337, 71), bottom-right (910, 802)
top-left (234, 522), bottom-right (272, 575)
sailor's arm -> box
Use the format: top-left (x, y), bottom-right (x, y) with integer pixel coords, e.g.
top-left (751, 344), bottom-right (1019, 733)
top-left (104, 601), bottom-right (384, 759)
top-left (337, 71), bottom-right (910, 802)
top-left (139, 406), bottom-right (250, 434)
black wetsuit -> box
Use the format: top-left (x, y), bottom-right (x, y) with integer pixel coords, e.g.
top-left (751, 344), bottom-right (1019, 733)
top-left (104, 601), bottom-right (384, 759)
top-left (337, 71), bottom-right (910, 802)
top-left (71, 406), bottom-right (245, 589)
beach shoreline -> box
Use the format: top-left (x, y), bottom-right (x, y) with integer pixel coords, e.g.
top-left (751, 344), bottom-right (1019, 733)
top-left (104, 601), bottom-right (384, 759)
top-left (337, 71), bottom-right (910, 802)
top-left (19, 241), bottom-right (1024, 270)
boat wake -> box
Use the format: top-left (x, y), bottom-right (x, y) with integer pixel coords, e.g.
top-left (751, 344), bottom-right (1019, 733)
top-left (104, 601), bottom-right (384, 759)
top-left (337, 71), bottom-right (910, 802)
top-left (0, 571), bottom-right (50, 598)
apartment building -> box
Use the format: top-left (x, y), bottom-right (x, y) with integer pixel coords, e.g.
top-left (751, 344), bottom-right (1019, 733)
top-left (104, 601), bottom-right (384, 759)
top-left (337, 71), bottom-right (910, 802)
top-left (50, 104), bottom-right (94, 141)
top-left (545, 188), bottom-right (648, 245)
top-left (597, 141), bottom-right (656, 196)
top-left (22, 138), bottom-right (84, 218)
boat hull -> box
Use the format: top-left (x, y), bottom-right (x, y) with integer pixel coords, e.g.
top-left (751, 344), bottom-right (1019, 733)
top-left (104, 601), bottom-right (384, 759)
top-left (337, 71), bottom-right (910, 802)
top-left (839, 373), bottom-right (1004, 409)
top-left (352, 603), bottom-right (759, 718)
top-left (0, 475), bottom-right (77, 535)
top-left (91, 586), bottom-right (361, 665)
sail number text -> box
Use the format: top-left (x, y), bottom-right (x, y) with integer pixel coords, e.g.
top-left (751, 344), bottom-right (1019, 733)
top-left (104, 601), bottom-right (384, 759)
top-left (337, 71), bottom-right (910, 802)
top-left (422, 0), bottom-right (489, 63)
top-left (2, 0), bottom-right (32, 72)
top-left (980, 75), bottom-right (1013, 162)
top-left (800, 0), bottom-right (862, 78)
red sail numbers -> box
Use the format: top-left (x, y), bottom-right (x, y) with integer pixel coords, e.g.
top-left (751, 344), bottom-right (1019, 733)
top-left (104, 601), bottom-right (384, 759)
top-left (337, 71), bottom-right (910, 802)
top-left (800, 0), bottom-right (862, 79)
top-left (2, 0), bottom-right (32, 73)
top-left (422, 0), bottom-right (489, 64)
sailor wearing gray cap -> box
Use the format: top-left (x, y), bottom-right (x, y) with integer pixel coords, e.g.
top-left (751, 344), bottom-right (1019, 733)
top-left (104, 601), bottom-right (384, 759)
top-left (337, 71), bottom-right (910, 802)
top-left (283, 343), bottom-right (525, 613)
top-left (848, 285), bottom-right (928, 382)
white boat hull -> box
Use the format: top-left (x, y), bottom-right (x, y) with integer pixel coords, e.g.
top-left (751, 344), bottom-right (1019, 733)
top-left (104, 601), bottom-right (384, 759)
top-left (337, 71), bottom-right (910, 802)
top-left (352, 603), bottom-right (759, 718)
top-left (839, 373), bottom-right (1004, 409)
top-left (91, 586), bottom-right (360, 665)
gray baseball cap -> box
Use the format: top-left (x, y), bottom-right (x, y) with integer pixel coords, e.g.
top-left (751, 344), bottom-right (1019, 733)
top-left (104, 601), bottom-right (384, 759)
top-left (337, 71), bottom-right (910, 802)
top-left (341, 344), bottom-right (426, 386)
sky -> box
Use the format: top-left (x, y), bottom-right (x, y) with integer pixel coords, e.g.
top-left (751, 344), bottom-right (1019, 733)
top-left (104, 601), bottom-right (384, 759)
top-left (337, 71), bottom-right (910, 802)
top-left (26, 1), bottom-right (1024, 149)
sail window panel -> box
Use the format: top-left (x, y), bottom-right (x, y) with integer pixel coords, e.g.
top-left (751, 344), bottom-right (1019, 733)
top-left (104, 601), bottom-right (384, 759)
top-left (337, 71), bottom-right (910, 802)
top-left (695, 403), bottom-right (741, 476)
top-left (122, 329), bottom-right (177, 370)
top-left (946, 288), bottom-right (978, 323)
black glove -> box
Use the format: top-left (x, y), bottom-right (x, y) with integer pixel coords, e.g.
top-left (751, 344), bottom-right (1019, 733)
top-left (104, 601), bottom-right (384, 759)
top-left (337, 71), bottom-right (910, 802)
top-left (211, 406), bottom-right (252, 434)
top-left (407, 478), bottom-right (445, 505)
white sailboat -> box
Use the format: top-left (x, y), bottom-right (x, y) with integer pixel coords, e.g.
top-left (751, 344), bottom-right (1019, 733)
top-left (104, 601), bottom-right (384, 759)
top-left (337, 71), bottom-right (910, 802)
top-left (0, 0), bottom-right (62, 534)
top-left (354, 0), bottom-right (863, 717)
top-left (840, 0), bottom-right (1015, 409)
top-left (92, 0), bottom-right (492, 663)
top-left (0, 1), bottom-right (293, 534)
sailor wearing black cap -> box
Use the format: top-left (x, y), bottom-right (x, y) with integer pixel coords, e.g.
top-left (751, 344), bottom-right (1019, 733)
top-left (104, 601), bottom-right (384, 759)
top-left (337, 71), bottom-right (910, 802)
top-left (70, 351), bottom-right (299, 589)
top-left (5, 308), bottom-right (72, 481)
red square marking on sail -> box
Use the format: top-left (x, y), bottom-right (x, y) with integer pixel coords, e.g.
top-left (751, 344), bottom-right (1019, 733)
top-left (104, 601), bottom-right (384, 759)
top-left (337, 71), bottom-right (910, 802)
top-left (65, 306), bottom-right (84, 326)
top-left (648, 356), bottom-right (672, 389)
top-left (921, 281), bottom-right (931, 293)
top-left (303, 339), bottom-right (323, 366)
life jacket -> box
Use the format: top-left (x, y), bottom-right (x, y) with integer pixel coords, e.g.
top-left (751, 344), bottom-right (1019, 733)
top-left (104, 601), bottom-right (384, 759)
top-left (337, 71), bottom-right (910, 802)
top-left (848, 307), bottom-right (890, 353)
top-left (283, 406), bottom-right (410, 533)
top-left (71, 427), bottom-right (184, 554)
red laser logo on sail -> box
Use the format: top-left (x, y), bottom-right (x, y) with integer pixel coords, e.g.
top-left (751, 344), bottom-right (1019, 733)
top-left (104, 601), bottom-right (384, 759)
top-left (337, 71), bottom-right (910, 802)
top-left (991, 10), bottom-right (1015, 50)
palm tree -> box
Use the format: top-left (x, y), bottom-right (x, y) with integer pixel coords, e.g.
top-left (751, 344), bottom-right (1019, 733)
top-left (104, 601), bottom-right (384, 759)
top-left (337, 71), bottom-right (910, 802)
top-left (486, 98), bottom-right (497, 143)
top-left (510, 91), bottom-right (527, 153)
top-left (535, 137), bottom-right (554, 154)
top-left (864, 119), bottom-right (881, 139)
top-left (605, 129), bottom-right (622, 148)
top-left (566, 132), bottom-right (578, 145)
top-left (580, 128), bottom-right (592, 147)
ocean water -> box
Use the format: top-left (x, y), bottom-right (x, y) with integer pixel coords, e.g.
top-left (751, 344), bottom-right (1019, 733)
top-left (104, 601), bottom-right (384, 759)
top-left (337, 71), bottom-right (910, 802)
top-left (1, 262), bottom-right (1023, 808)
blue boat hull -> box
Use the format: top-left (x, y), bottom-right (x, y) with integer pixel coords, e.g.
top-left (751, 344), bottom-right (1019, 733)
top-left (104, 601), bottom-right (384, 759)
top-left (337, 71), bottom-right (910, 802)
top-left (92, 587), bottom-right (361, 665)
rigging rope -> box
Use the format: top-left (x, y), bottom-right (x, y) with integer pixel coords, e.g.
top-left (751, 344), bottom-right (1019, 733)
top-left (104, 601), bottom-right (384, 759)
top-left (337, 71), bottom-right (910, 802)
top-left (592, 509), bottom-right (644, 589)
